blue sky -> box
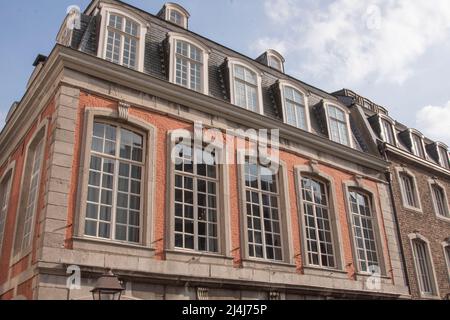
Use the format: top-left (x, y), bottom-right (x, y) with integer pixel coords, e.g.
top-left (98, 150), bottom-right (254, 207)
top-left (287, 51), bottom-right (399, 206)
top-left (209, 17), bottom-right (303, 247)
top-left (1, 0), bottom-right (449, 144)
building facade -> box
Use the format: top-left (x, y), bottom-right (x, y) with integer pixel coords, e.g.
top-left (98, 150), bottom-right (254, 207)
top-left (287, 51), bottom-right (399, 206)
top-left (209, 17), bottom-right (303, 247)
top-left (335, 89), bottom-right (450, 300)
top-left (0, 0), bottom-right (446, 300)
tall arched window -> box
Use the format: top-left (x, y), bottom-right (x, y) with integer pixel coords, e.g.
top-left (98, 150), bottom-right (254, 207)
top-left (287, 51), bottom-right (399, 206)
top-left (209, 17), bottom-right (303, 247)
top-left (300, 176), bottom-right (336, 268)
top-left (348, 190), bottom-right (379, 273)
top-left (410, 236), bottom-right (438, 297)
top-left (84, 121), bottom-right (145, 243)
top-left (244, 158), bottom-right (283, 261)
top-left (0, 169), bottom-right (13, 257)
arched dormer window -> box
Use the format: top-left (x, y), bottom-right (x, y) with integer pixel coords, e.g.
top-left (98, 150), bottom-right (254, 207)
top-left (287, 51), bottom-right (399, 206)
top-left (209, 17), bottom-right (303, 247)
top-left (410, 130), bottom-right (425, 159)
top-left (436, 142), bottom-right (449, 170)
top-left (257, 49), bottom-right (285, 73)
top-left (325, 103), bottom-right (352, 147)
top-left (227, 58), bottom-right (264, 114)
top-left (378, 115), bottom-right (396, 146)
top-left (97, 4), bottom-right (148, 72)
top-left (160, 3), bottom-right (190, 29)
top-left (167, 33), bottom-right (210, 94)
top-left (278, 80), bottom-right (310, 131)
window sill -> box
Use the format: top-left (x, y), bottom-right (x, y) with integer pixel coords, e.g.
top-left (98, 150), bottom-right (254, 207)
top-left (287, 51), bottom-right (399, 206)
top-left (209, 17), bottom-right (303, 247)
top-left (72, 236), bottom-right (155, 257)
top-left (435, 214), bottom-right (450, 223)
top-left (10, 249), bottom-right (32, 268)
top-left (401, 204), bottom-right (423, 214)
top-left (241, 258), bottom-right (296, 271)
top-left (165, 249), bottom-right (234, 264)
top-left (303, 265), bottom-right (348, 277)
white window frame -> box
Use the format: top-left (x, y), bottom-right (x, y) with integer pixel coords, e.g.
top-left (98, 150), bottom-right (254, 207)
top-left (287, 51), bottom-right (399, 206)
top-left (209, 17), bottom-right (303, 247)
top-left (437, 143), bottom-right (450, 170)
top-left (428, 179), bottom-right (450, 221)
top-left (97, 4), bottom-right (148, 72)
top-left (74, 108), bottom-right (156, 249)
top-left (378, 115), bottom-right (397, 146)
top-left (324, 102), bottom-right (353, 148)
top-left (167, 33), bottom-right (210, 95)
top-left (0, 162), bottom-right (15, 258)
top-left (266, 50), bottom-right (285, 73)
top-left (227, 58), bottom-right (264, 115)
top-left (11, 122), bottom-right (48, 263)
top-left (442, 241), bottom-right (450, 283)
top-left (294, 165), bottom-right (345, 271)
top-left (84, 120), bottom-right (145, 243)
top-left (411, 131), bottom-right (425, 159)
top-left (237, 151), bottom-right (294, 265)
top-left (408, 233), bottom-right (440, 299)
top-left (279, 80), bottom-right (311, 132)
top-left (395, 167), bottom-right (422, 212)
top-left (344, 185), bottom-right (386, 276)
top-left (163, 3), bottom-right (190, 29)
top-left (166, 131), bottom-right (231, 257)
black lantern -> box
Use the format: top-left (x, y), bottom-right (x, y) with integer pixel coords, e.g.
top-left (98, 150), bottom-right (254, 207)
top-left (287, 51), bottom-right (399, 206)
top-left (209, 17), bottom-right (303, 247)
top-left (91, 270), bottom-right (124, 300)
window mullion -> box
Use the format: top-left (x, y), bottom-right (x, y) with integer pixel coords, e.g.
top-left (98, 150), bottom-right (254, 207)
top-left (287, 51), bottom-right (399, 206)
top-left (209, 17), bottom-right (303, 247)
top-left (312, 186), bottom-right (323, 266)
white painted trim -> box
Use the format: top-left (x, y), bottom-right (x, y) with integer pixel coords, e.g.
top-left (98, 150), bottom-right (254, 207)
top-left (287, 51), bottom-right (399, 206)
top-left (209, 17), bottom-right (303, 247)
top-left (294, 164), bottom-right (345, 271)
top-left (167, 32), bottom-right (210, 95)
top-left (442, 241), bottom-right (450, 283)
top-left (74, 107), bottom-right (157, 249)
top-left (323, 101), bottom-right (354, 149)
top-left (237, 151), bottom-right (294, 264)
top-left (165, 130), bottom-right (231, 257)
top-left (342, 180), bottom-right (388, 277)
top-left (227, 57), bottom-right (264, 116)
top-left (0, 161), bottom-right (16, 259)
top-left (427, 178), bottom-right (450, 222)
top-left (164, 3), bottom-right (190, 29)
top-left (266, 49), bottom-right (285, 73)
top-left (378, 114), bottom-right (398, 147)
top-left (97, 3), bottom-right (148, 72)
top-left (408, 233), bottom-right (441, 299)
top-left (394, 166), bottom-right (423, 213)
top-left (10, 120), bottom-right (49, 266)
top-left (278, 80), bottom-right (311, 133)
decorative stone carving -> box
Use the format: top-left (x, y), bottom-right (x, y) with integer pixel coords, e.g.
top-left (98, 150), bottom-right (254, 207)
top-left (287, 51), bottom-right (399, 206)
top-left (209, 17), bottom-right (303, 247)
top-left (118, 102), bottom-right (130, 121)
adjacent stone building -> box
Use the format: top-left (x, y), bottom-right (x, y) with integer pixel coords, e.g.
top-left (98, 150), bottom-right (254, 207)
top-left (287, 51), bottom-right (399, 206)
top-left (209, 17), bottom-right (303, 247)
top-left (335, 89), bottom-right (450, 299)
top-left (0, 0), bottom-right (445, 300)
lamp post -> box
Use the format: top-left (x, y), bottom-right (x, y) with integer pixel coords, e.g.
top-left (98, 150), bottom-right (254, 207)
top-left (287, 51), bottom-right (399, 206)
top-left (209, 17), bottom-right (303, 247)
top-left (91, 270), bottom-right (124, 300)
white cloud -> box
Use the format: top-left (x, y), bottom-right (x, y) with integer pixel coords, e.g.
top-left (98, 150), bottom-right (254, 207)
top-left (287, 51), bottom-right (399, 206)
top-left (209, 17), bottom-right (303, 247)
top-left (257, 0), bottom-right (450, 86)
top-left (416, 101), bottom-right (450, 143)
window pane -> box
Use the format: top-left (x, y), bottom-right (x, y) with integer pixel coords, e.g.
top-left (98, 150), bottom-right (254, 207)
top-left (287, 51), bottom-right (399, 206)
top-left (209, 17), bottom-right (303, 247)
top-left (245, 159), bottom-right (282, 261)
top-left (174, 144), bottom-right (219, 253)
top-left (302, 177), bottom-right (335, 268)
top-left (85, 122), bottom-right (144, 243)
top-left (349, 191), bottom-right (379, 272)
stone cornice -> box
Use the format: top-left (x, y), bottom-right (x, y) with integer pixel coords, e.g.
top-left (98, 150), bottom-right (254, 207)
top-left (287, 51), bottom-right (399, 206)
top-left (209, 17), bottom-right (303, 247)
top-left (0, 45), bottom-right (389, 172)
top-left (385, 144), bottom-right (450, 177)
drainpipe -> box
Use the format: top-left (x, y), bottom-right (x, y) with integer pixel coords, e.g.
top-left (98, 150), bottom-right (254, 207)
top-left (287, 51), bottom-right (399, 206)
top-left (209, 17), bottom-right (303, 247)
top-left (380, 142), bottom-right (411, 296)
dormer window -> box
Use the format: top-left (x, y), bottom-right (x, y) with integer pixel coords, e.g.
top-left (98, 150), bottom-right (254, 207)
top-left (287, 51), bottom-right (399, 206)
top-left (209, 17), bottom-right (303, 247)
top-left (160, 3), bottom-right (190, 29)
top-left (326, 104), bottom-right (351, 147)
top-left (257, 49), bottom-right (285, 73)
top-left (380, 118), bottom-right (395, 145)
top-left (167, 33), bottom-right (210, 94)
top-left (169, 9), bottom-right (183, 26)
top-left (411, 134), bottom-right (424, 158)
top-left (98, 5), bottom-right (147, 72)
top-left (227, 59), bottom-right (263, 114)
top-left (279, 81), bottom-right (310, 131)
top-left (438, 146), bottom-right (450, 169)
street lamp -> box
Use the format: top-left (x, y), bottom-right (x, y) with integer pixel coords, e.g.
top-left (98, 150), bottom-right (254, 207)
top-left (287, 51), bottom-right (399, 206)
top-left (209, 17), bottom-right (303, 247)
top-left (91, 270), bottom-right (124, 300)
